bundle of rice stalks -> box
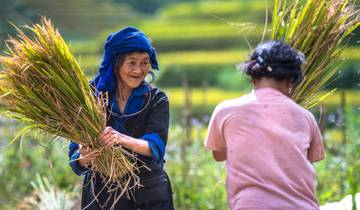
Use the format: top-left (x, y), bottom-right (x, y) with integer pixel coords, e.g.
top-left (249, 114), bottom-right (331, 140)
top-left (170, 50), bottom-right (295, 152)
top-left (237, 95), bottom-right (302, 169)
top-left (272, 0), bottom-right (360, 109)
top-left (0, 17), bottom-right (139, 191)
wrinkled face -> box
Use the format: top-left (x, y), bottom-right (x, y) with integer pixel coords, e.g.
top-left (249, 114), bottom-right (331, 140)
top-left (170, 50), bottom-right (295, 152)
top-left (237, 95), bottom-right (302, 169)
top-left (117, 52), bottom-right (150, 89)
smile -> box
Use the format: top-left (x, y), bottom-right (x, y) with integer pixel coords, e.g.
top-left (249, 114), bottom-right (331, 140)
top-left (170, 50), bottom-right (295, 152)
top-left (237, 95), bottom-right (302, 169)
top-left (130, 75), bottom-right (142, 79)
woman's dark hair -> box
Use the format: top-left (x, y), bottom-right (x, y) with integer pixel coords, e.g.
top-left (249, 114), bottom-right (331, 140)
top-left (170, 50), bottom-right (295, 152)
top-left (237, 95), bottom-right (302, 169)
top-left (241, 41), bottom-right (305, 86)
top-left (113, 51), bottom-right (156, 83)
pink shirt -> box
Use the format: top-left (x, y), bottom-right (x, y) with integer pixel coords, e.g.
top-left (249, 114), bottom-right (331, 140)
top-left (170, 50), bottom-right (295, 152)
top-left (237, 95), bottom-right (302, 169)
top-left (205, 88), bottom-right (325, 210)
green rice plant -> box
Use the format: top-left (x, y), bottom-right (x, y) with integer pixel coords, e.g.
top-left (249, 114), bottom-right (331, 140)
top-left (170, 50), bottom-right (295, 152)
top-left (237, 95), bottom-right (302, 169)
top-left (0, 17), bottom-right (140, 195)
top-left (272, 0), bottom-right (360, 108)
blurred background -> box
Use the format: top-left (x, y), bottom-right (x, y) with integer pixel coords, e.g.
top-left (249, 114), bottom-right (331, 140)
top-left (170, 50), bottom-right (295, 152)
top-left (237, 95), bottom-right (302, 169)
top-left (0, 0), bottom-right (359, 209)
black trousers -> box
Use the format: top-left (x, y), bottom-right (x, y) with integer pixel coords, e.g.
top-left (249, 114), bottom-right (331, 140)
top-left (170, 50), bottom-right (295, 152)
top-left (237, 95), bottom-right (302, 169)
top-left (81, 166), bottom-right (174, 210)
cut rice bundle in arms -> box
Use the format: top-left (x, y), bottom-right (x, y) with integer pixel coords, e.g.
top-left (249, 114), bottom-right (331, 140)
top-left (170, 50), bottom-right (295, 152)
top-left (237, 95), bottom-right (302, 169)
top-left (0, 17), bottom-right (140, 191)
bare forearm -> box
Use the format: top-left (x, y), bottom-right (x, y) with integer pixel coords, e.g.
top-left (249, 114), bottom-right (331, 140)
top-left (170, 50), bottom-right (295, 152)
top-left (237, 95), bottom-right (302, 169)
top-left (120, 135), bottom-right (152, 157)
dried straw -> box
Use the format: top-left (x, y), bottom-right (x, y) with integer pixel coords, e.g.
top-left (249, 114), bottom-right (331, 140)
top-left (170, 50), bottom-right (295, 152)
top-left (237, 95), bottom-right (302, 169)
top-left (0, 17), bottom-right (141, 197)
top-left (272, 0), bottom-right (360, 109)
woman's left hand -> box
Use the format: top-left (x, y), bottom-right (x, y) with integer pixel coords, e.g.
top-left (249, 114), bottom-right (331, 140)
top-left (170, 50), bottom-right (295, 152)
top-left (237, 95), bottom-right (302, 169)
top-left (98, 126), bottom-right (125, 148)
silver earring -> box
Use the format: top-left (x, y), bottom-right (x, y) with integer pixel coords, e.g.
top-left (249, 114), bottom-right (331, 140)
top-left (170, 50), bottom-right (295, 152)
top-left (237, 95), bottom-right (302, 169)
top-left (288, 87), bottom-right (292, 94)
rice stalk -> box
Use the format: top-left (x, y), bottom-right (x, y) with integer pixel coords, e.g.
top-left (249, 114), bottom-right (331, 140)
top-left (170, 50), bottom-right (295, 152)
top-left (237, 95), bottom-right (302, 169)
top-left (272, 0), bottom-right (360, 108)
top-left (0, 17), bottom-right (140, 189)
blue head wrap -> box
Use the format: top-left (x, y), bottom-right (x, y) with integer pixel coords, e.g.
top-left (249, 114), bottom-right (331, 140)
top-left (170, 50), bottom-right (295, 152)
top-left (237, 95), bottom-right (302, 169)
top-left (91, 26), bottom-right (159, 94)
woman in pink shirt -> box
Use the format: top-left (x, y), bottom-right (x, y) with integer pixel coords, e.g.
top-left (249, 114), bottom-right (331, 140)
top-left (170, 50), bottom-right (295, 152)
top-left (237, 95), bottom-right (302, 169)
top-left (205, 41), bottom-right (325, 210)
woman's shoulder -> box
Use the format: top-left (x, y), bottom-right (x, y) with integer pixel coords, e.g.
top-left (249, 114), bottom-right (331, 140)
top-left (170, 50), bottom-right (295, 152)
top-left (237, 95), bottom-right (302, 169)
top-left (218, 92), bottom-right (256, 109)
top-left (284, 98), bottom-right (318, 126)
top-left (211, 93), bottom-right (256, 118)
top-left (148, 85), bottom-right (169, 105)
top-left (149, 85), bottom-right (166, 96)
top-left (148, 85), bottom-right (167, 97)
top-left (301, 107), bottom-right (319, 125)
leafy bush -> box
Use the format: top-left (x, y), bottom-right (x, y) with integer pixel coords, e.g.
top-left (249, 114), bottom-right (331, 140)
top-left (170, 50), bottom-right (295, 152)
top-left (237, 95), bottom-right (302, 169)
top-left (0, 119), bottom-right (80, 209)
top-left (316, 105), bottom-right (360, 206)
top-left (166, 125), bottom-right (228, 210)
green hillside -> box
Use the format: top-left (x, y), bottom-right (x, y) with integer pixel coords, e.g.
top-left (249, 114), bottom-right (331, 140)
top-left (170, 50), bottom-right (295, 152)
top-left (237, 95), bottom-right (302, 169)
top-left (68, 1), bottom-right (360, 89)
top-left (0, 0), bottom-right (137, 42)
top-left (1, 0), bottom-right (359, 89)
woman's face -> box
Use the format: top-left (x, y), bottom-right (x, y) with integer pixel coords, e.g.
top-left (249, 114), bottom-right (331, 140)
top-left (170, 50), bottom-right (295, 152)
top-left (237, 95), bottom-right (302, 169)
top-left (117, 52), bottom-right (150, 89)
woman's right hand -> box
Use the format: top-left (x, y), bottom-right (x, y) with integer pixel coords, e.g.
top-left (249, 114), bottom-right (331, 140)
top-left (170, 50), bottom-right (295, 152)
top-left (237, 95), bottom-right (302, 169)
top-left (78, 145), bottom-right (100, 168)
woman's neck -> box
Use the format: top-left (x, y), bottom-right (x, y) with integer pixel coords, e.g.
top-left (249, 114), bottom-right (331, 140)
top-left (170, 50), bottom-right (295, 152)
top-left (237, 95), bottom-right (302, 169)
top-left (253, 78), bottom-right (291, 96)
top-left (117, 84), bottom-right (132, 101)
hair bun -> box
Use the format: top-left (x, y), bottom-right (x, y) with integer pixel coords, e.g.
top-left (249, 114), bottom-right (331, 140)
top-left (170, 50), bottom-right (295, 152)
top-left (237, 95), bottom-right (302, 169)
top-left (240, 40), bottom-right (305, 86)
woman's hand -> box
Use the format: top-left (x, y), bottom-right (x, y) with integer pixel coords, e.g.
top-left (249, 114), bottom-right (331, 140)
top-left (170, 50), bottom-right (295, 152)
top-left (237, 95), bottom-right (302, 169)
top-left (78, 145), bottom-right (100, 167)
top-left (98, 126), bottom-right (152, 157)
top-left (99, 126), bottom-right (124, 148)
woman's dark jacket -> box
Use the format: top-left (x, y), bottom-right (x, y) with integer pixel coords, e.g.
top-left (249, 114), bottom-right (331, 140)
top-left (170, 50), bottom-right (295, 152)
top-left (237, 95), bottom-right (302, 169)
top-left (68, 83), bottom-right (173, 209)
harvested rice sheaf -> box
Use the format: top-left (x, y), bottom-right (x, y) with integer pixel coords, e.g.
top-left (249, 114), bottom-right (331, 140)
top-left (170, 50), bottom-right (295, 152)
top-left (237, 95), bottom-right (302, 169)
top-left (0, 17), bottom-right (140, 194)
top-left (272, 0), bottom-right (360, 108)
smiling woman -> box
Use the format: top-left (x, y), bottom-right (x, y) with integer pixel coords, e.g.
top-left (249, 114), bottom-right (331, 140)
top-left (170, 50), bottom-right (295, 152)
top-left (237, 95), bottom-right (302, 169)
top-left (114, 52), bottom-right (151, 113)
top-left (68, 26), bottom-right (174, 210)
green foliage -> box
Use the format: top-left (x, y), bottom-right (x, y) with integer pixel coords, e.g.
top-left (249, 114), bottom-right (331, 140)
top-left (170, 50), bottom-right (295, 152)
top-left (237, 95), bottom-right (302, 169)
top-left (153, 35), bottom-right (256, 52)
top-left (113, 0), bottom-right (174, 14)
top-left (0, 0), bottom-right (134, 39)
top-left (157, 65), bottom-right (252, 91)
top-left (164, 88), bottom-right (360, 109)
top-left (166, 125), bottom-right (228, 210)
top-left (0, 121), bottom-right (80, 209)
top-left (218, 69), bottom-right (252, 91)
top-left (327, 64), bottom-right (360, 89)
top-left (158, 50), bottom-right (249, 67)
top-left (62, 0), bottom-right (360, 90)
top-left (72, 47), bottom-right (360, 89)
top-left (315, 105), bottom-right (360, 206)
top-left (159, 1), bottom-right (267, 20)
top-left (1, 106), bottom-right (360, 209)
top-left (344, 106), bottom-right (360, 209)
top-left (157, 65), bottom-right (222, 87)
top-left (126, 20), bottom-right (261, 52)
